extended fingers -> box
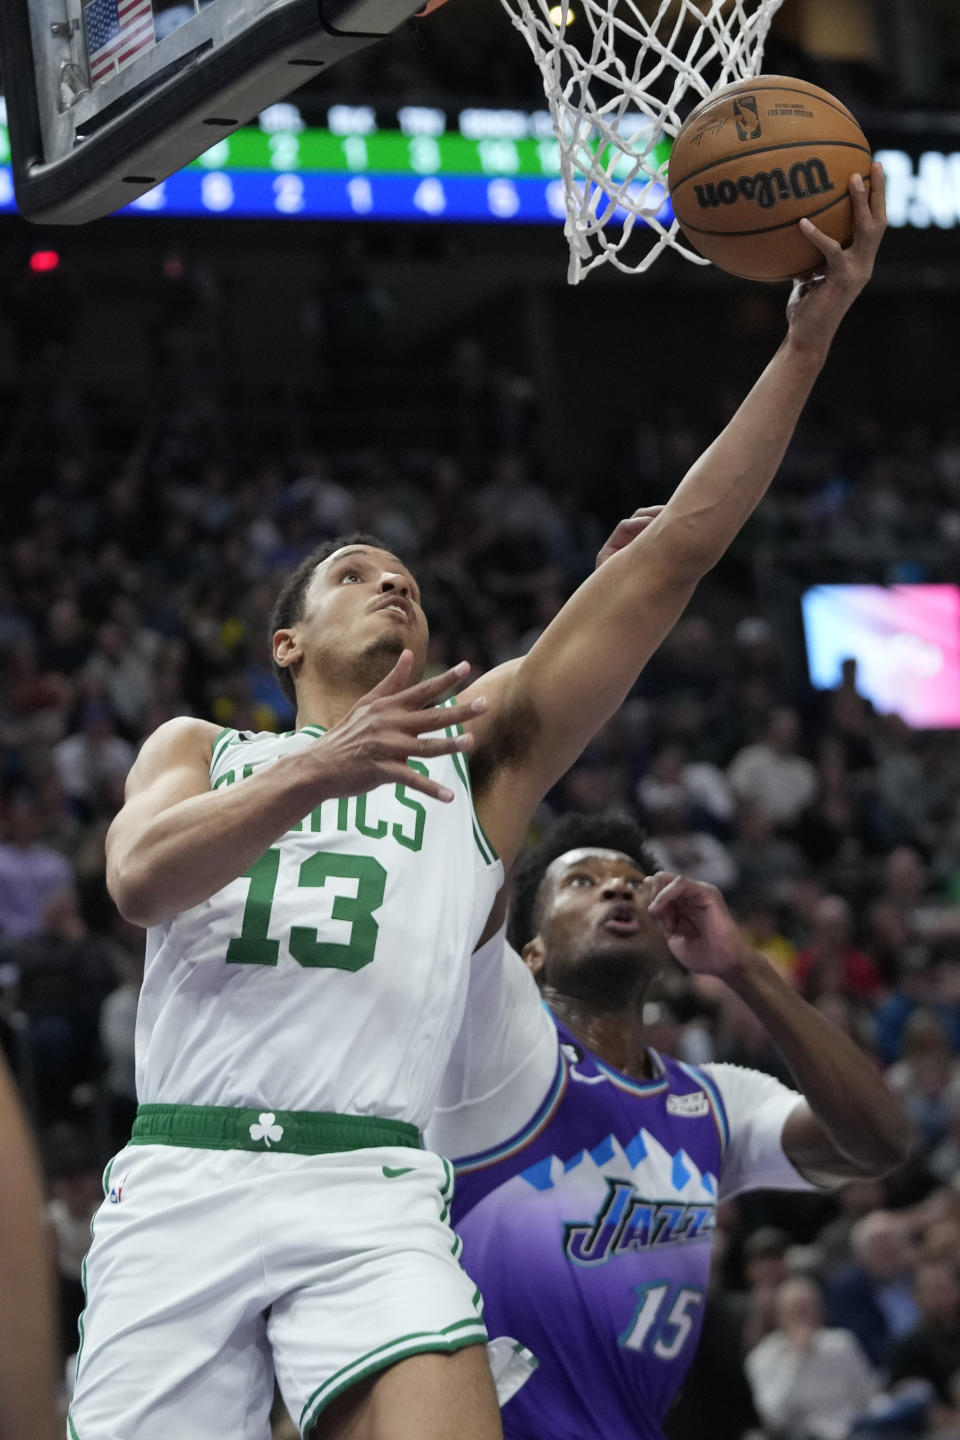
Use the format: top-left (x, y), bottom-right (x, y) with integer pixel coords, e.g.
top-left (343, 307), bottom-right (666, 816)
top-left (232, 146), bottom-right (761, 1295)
top-left (797, 214), bottom-right (842, 261)
top-left (369, 648), bottom-right (417, 696)
top-left (403, 697), bottom-right (487, 733)
top-left (397, 660), bottom-right (473, 708)
top-left (414, 730), bottom-right (475, 759)
top-left (869, 160), bottom-right (887, 228)
top-left (396, 765), bottom-right (456, 802)
top-left (847, 168), bottom-right (884, 254)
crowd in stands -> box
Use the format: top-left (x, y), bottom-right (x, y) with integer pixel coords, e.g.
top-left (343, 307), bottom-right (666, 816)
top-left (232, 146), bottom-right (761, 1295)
top-left (1, 323), bottom-right (959, 1434)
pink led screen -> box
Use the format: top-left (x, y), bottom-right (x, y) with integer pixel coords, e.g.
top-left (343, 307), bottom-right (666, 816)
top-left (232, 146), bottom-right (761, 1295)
top-left (801, 584), bottom-right (960, 729)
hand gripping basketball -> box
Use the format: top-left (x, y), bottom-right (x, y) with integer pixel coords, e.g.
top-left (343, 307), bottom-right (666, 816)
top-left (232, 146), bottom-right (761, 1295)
top-left (312, 654), bottom-right (486, 803)
top-left (785, 162), bottom-right (886, 342)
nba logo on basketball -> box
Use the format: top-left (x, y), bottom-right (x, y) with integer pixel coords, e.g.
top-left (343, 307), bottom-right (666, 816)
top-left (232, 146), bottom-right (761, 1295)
top-left (733, 96), bottom-right (761, 141)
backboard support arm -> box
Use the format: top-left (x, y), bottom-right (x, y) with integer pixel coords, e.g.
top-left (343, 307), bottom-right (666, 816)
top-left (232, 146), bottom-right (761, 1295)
top-left (0, 0), bottom-right (427, 224)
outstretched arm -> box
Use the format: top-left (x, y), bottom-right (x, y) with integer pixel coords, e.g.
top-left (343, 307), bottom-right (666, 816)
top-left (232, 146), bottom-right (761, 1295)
top-left (463, 167), bottom-right (886, 868)
top-left (646, 872), bottom-right (912, 1184)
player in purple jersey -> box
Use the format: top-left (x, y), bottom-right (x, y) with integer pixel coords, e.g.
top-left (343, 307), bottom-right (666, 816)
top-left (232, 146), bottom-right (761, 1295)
top-left (425, 814), bottom-right (912, 1440)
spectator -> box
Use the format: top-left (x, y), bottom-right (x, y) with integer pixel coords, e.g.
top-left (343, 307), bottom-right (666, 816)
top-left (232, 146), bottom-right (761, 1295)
top-left (736, 892), bottom-right (798, 979)
top-left (811, 1177), bottom-right (888, 1283)
top-left (826, 656), bottom-right (876, 772)
top-left (828, 1211), bottom-right (919, 1370)
top-left (746, 1274), bottom-right (878, 1440)
top-left (53, 700), bottom-right (135, 820)
top-left (728, 707), bottom-right (819, 829)
top-left (0, 792), bottom-right (74, 939)
top-left (637, 740), bottom-right (735, 835)
top-left (82, 600), bottom-right (160, 734)
top-left (3, 887), bottom-right (118, 1124)
top-left (888, 1259), bottom-right (960, 1405)
top-left (730, 804), bottom-right (808, 906)
top-left (881, 848), bottom-right (960, 950)
top-left (873, 954), bottom-right (960, 1067)
top-left (42, 598), bottom-right (88, 680)
top-left (645, 798), bottom-right (738, 891)
top-left (739, 1226), bottom-right (793, 1355)
top-left (866, 899), bottom-right (915, 990)
top-left (885, 1010), bottom-right (960, 1154)
top-left (794, 894), bottom-right (883, 1004)
top-left (796, 734), bottom-right (865, 869)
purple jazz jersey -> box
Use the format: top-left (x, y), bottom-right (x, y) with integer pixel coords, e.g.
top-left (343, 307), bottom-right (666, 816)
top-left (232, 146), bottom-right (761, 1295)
top-left (451, 1019), bottom-right (728, 1440)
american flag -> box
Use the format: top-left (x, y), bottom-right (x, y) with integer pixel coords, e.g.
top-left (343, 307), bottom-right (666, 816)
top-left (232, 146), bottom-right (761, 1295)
top-left (84, 0), bottom-right (155, 86)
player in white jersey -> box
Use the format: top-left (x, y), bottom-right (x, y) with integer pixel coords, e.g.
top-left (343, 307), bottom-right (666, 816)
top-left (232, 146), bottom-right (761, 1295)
top-left (70, 172), bottom-right (885, 1440)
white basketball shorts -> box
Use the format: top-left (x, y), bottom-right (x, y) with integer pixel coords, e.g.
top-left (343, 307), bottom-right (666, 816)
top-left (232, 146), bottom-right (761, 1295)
top-left (68, 1105), bottom-right (487, 1440)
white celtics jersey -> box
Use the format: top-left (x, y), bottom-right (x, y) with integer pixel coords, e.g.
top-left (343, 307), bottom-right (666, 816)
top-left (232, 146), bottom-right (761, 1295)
top-left (136, 711), bottom-right (503, 1130)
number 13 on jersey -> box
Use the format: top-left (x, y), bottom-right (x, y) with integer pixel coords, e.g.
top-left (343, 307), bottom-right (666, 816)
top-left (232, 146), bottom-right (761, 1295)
top-left (226, 849), bottom-right (387, 972)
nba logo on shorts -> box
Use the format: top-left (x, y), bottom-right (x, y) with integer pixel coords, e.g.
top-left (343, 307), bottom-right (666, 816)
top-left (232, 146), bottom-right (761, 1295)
top-left (109, 1173), bottom-right (128, 1204)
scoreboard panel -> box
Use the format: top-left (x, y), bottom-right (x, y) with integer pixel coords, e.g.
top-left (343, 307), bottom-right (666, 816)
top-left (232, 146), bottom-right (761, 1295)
top-left (0, 101), bottom-right (956, 228)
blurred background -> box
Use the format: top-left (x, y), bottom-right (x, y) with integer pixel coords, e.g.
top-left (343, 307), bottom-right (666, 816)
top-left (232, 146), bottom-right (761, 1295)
top-left (1, 0), bottom-right (960, 1434)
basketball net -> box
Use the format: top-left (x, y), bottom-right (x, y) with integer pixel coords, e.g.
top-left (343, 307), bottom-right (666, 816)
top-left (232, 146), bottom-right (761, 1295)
top-left (499, 0), bottom-right (785, 281)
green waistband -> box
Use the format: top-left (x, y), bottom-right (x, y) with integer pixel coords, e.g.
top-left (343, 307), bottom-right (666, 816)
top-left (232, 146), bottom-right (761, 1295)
top-left (130, 1104), bottom-right (422, 1156)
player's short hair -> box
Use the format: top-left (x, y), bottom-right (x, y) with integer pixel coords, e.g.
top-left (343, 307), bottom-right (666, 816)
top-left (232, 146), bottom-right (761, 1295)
top-left (268, 531), bottom-right (392, 706)
top-left (507, 812), bottom-right (660, 951)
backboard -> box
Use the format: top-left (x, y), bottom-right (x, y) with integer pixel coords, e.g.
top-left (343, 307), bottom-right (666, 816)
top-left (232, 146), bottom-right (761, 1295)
top-left (0, 0), bottom-right (427, 224)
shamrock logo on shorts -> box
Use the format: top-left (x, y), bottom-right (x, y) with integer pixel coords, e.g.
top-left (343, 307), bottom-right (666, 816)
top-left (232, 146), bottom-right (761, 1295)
top-left (249, 1112), bottom-right (284, 1147)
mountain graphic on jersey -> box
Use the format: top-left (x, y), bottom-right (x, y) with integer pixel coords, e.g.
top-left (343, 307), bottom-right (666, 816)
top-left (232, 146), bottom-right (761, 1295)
top-left (518, 1122), bottom-right (718, 1196)
top-left (463, 1123), bottom-right (717, 1269)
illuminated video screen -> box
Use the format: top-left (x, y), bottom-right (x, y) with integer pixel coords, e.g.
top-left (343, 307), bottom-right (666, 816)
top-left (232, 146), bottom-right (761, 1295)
top-left (801, 584), bottom-right (960, 729)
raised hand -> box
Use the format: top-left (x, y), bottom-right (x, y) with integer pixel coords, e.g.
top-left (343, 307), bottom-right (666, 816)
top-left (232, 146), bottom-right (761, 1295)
top-left (646, 871), bottom-right (753, 976)
top-left (786, 160), bottom-right (886, 342)
top-left (312, 651), bottom-right (486, 803)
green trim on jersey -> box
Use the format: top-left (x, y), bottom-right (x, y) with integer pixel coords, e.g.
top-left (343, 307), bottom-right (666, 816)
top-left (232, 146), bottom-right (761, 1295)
top-left (298, 723), bottom-right (327, 738)
top-left (299, 1319), bottom-right (488, 1435)
top-left (210, 727), bottom-right (236, 769)
top-left (129, 1103), bottom-right (422, 1156)
top-left (442, 701), bottom-right (499, 866)
top-left (67, 1415), bottom-right (81, 1440)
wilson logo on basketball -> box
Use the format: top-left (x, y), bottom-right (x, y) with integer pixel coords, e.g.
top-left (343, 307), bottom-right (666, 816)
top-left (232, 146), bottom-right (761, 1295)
top-left (692, 157), bottom-right (835, 212)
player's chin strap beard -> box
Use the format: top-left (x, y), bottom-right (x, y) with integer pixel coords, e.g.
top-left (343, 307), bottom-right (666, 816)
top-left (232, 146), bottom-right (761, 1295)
top-left (354, 632), bottom-right (407, 686)
top-left (543, 950), bottom-right (658, 1015)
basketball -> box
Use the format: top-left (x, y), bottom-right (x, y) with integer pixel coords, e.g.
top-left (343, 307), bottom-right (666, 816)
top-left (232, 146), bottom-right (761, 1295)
top-left (667, 76), bottom-right (872, 282)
